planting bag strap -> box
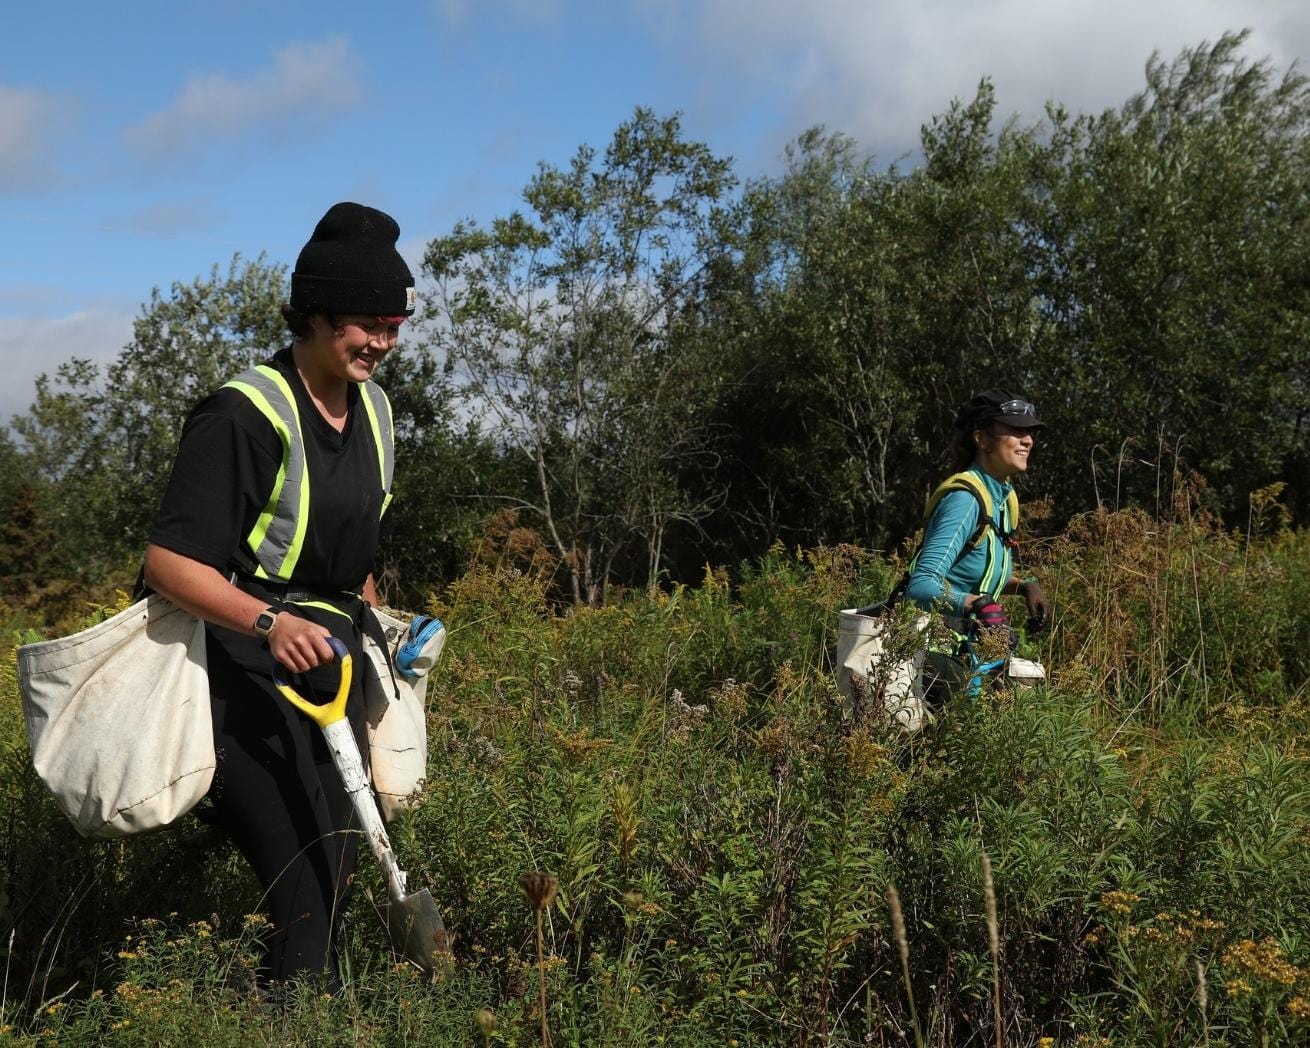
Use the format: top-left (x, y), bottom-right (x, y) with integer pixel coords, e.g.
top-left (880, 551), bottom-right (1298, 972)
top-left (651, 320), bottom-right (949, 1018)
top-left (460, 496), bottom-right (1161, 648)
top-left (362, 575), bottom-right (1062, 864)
top-left (361, 602), bottom-right (401, 703)
top-left (853, 572), bottom-right (909, 618)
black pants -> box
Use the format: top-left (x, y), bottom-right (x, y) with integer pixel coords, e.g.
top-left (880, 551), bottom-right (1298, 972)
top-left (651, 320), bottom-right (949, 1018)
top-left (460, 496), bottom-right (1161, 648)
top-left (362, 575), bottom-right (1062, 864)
top-left (206, 642), bottom-right (367, 989)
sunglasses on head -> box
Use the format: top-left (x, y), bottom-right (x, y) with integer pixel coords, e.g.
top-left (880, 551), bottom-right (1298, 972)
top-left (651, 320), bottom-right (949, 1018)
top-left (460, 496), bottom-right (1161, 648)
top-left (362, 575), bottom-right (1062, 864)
top-left (998, 399), bottom-right (1037, 417)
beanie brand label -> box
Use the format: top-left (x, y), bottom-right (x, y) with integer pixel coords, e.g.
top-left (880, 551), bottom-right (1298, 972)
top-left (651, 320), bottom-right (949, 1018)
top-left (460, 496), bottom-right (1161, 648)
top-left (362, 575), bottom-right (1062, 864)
top-left (405, 287), bottom-right (416, 311)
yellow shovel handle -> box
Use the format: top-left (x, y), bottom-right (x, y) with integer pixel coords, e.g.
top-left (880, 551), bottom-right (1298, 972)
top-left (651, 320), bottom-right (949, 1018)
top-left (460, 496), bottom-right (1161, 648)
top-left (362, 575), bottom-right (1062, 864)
top-left (273, 636), bottom-right (353, 729)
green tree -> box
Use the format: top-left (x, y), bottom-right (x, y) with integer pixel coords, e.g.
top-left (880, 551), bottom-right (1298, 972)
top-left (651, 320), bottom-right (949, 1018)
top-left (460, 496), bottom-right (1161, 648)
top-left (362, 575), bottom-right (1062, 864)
top-left (696, 85), bottom-right (1045, 562)
top-left (11, 36), bottom-right (1310, 611)
top-left (1027, 31), bottom-right (1310, 518)
top-left (0, 429), bottom-right (52, 607)
top-left (423, 108), bottom-right (737, 603)
top-left (696, 37), bottom-right (1310, 560)
top-left (9, 257), bottom-right (287, 584)
top-left (372, 344), bottom-right (514, 606)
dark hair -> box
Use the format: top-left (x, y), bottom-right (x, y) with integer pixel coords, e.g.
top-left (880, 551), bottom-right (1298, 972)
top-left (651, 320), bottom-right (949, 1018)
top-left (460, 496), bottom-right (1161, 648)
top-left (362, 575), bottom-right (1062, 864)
top-left (946, 419), bottom-right (1009, 473)
top-left (946, 426), bottom-right (979, 473)
top-left (280, 304), bottom-right (338, 340)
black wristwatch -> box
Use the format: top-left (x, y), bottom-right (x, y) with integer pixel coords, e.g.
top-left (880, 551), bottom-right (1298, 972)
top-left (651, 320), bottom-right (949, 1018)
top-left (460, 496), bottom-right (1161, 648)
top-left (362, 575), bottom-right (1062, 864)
top-left (252, 607), bottom-right (279, 638)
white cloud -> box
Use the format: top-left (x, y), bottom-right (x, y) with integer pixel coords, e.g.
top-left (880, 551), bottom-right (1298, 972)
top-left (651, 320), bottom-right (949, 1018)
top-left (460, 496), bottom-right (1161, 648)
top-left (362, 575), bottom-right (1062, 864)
top-left (396, 233), bottom-right (432, 278)
top-left (435, 0), bottom-right (560, 27)
top-left (674, 0), bottom-right (1310, 162)
top-left (115, 197), bottom-right (224, 236)
top-left (1, 308), bottom-right (135, 425)
top-left (0, 283), bottom-right (69, 313)
top-left (0, 85), bottom-right (63, 190)
top-left (436, 0), bottom-right (471, 23)
top-left (124, 38), bottom-right (363, 161)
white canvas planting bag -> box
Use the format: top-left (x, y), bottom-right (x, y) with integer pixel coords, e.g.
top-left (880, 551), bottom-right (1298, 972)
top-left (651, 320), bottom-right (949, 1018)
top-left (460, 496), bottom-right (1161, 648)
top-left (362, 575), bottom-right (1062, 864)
top-left (361, 607), bottom-right (434, 821)
top-left (836, 608), bottom-right (931, 732)
top-left (18, 596), bottom-right (213, 838)
top-left (1007, 656), bottom-right (1047, 687)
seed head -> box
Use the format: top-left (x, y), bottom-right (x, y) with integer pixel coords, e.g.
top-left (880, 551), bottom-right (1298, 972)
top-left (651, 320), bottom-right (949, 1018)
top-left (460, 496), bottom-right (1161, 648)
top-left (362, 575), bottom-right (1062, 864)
top-left (520, 871), bottom-right (559, 911)
top-left (887, 884), bottom-right (909, 966)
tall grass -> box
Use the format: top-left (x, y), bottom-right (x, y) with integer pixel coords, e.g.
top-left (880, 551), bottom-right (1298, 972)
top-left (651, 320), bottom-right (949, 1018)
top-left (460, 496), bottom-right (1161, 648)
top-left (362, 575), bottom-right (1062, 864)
top-left (1, 503), bottom-right (1309, 1044)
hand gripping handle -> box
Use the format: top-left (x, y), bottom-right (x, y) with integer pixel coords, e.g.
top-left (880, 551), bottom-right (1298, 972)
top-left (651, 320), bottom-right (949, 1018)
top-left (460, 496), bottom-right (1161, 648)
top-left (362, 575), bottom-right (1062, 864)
top-left (273, 636), bottom-right (352, 729)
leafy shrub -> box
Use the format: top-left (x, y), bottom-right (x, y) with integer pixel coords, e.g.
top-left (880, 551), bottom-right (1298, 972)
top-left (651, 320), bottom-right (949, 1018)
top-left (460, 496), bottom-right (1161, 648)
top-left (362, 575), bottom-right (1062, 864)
top-left (2, 513), bottom-right (1308, 1044)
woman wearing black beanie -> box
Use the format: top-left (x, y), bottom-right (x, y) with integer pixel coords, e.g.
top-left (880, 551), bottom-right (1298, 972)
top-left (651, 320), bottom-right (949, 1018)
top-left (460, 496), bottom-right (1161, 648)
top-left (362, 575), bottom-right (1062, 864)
top-left (143, 202), bottom-right (415, 990)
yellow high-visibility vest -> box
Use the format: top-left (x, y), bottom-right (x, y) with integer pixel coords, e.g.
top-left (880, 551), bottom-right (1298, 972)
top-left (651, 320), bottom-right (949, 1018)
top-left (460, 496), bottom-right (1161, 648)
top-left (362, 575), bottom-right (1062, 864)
top-left (221, 364), bottom-right (394, 583)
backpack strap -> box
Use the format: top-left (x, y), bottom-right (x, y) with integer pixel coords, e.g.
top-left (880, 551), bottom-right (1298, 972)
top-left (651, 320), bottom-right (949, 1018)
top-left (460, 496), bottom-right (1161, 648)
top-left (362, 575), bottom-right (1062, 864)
top-left (1003, 489), bottom-right (1019, 538)
top-left (922, 472), bottom-right (1019, 600)
top-left (924, 472), bottom-right (998, 550)
top-left (868, 474), bottom-right (1018, 614)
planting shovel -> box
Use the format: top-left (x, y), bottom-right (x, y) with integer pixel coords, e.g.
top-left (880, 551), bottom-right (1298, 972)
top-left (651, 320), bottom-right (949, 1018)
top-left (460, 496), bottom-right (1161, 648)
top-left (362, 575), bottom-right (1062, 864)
top-left (273, 636), bottom-right (449, 972)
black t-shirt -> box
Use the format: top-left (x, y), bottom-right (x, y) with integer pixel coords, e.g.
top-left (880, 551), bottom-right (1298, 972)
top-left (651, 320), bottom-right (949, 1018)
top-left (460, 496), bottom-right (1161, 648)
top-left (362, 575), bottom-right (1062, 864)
top-left (150, 348), bottom-right (388, 675)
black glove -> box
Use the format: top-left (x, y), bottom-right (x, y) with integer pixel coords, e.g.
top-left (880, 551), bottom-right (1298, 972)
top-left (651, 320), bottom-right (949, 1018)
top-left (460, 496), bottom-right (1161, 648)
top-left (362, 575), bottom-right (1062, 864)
top-left (1018, 580), bottom-right (1052, 632)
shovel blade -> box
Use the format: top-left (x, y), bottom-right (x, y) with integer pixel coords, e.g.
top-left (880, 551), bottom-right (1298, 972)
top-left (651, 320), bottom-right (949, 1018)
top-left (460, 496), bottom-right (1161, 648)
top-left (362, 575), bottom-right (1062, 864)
top-left (385, 888), bottom-right (449, 972)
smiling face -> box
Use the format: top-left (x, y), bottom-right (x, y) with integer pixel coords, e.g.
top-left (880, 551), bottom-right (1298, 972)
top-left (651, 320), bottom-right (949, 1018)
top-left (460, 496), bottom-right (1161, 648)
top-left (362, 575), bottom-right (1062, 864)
top-left (307, 314), bottom-right (402, 384)
top-left (975, 421), bottom-right (1037, 481)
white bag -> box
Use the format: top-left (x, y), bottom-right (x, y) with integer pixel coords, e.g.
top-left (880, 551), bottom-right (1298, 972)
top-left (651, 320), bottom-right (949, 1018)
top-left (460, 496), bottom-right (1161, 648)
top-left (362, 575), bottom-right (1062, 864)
top-left (361, 607), bottom-right (433, 821)
top-left (18, 596), bottom-right (213, 839)
top-left (1007, 656), bottom-right (1047, 687)
top-left (836, 608), bottom-right (931, 732)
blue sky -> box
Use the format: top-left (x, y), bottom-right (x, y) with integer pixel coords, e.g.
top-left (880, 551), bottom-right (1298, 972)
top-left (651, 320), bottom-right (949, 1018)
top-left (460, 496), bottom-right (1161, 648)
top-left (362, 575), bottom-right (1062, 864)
top-left (4, 0), bottom-right (1306, 421)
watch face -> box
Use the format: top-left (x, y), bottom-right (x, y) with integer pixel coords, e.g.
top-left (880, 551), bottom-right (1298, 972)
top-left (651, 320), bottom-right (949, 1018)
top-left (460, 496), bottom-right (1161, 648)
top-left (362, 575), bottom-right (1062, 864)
top-left (255, 611), bottom-right (276, 636)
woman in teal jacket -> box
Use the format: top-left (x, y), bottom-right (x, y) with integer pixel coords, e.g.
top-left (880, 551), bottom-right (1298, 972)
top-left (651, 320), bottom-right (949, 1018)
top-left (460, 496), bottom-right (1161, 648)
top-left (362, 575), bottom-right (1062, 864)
top-left (905, 389), bottom-right (1052, 696)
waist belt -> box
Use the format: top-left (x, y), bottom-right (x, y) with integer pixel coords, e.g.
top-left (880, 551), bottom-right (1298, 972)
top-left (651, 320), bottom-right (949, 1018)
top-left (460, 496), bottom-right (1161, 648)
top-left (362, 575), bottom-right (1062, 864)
top-left (234, 575), bottom-right (401, 704)
top-left (229, 570), bottom-right (360, 609)
top-left (280, 588), bottom-right (362, 607)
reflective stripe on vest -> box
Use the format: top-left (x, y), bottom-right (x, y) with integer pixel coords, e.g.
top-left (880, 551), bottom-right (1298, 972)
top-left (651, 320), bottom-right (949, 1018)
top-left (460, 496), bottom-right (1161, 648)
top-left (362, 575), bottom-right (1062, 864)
top-left (221, 365), bottom-right (394, 582)
top-left (978, 495), bottom-right (1014, 600)
top-left (357, 379), bottom-right (395, 516)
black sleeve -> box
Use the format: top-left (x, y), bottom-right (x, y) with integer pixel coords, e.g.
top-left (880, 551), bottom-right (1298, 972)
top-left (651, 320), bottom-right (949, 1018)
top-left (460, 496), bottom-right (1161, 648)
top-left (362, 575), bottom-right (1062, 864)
top-left (148, 390), bottom-right (283, 572)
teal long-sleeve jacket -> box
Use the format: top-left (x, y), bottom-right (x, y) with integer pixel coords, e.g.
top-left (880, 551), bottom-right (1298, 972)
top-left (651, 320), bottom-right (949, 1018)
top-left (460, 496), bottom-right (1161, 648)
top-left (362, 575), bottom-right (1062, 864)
top-left (905, 465), bottom-right (1015, 614)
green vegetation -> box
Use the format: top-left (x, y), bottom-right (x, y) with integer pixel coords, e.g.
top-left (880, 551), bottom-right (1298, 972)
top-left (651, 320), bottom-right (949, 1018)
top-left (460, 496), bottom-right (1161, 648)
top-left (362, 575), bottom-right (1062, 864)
top-left (4, 34), bottom-right (1308, 613)
top-left (2, 29), bottom-right (1309, 1046)
top-left (3, 496), bottom-right (1309, 1044)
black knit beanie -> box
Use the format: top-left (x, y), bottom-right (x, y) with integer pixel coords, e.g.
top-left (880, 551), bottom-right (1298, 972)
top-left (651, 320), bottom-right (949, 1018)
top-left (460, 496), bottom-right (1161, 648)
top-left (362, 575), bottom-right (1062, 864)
top-left (289, 202), bottom-right (416, 317)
